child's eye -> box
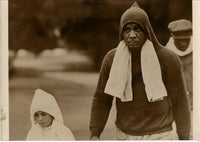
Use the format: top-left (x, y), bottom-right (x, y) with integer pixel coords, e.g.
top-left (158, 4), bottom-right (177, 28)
top-left (34, 113), bottom-right (39, 119)
top-left (41, 112), bottom-right (47, 116)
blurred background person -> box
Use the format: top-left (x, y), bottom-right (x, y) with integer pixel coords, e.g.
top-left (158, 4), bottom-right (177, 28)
top-left (165, 19), bottom-right (193, 110)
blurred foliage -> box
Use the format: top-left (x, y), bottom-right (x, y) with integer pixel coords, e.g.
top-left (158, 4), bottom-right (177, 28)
top-left (9, 0), bottom-right (192, 70)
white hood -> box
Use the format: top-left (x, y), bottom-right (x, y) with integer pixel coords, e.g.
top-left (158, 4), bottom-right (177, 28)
top-left (30, 89), bottom-right (64, 124)
top-left (26, 89), bottom-right (75, 140)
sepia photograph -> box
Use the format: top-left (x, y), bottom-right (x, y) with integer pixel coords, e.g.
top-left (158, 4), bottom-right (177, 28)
top-left (1, 0), bottom-right (197, 140)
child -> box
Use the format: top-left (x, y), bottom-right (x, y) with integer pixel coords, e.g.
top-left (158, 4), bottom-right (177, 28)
top-left (26, 89), bottom-right (75, 140)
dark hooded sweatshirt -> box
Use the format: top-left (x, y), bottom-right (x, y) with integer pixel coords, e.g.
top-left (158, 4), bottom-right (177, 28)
top-left (90, 4), bottom-right (191, 140)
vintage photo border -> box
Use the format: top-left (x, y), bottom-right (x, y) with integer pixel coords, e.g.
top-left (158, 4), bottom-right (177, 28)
top-left (192, 0), bottom-right (200, 140)
top-left (0, 0), bottom-right (9, 140)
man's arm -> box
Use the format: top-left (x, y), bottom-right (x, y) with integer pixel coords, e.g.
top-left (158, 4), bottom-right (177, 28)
top-left (89, 50), bottom-right (115, 139)
top-left (167, 54), bottom-right (191, 140)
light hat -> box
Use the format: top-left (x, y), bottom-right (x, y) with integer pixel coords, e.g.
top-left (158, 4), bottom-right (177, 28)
top-left (168, 19), bottom-right (192, 39)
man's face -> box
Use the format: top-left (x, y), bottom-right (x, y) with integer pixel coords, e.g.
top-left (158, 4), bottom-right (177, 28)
top-left (123, 23), bottom-right (146, 52)
top-left (174, 38), bottom-right (191, 51)
top-left (34, 111), bottom-right (54, 127)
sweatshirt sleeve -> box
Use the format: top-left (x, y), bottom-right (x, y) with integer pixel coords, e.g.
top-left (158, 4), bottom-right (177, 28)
top-left (166, 53), bottom-right (191, 140)
top-left (89, 50), bottom-right (115, 138)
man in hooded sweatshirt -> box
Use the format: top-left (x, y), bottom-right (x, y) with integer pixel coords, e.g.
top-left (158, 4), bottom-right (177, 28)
top-left (89, 2), bottom-right (191, 140)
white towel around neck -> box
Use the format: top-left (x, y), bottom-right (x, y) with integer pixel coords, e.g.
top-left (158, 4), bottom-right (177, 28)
top-left (104, 39), bottom-right (167, 102)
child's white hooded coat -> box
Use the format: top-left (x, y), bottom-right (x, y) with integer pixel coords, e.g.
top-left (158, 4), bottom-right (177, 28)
top-left (26, 89), bottom-right (75, 140)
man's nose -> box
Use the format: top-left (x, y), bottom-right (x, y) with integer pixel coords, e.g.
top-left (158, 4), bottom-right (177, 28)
top-left (129, 30), bottom-right (137, 38)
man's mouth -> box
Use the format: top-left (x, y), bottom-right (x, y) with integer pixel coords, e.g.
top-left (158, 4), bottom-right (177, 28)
top-left (128, 41), bottom-right (139, 47)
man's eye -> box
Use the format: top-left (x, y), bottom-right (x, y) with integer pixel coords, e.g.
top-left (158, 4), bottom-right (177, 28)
top-left (134, 26), bottom-right (142, 32)
top-left (124, 28), bottom-right (130, 33)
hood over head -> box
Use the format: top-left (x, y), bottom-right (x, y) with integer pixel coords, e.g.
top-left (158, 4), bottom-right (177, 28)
top-left (30, 89), bottom-right (64, 124)
top-left (119, 2), bottom-right (163, 50)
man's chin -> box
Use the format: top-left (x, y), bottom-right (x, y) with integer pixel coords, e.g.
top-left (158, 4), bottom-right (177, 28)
top-left (176, 45), bottom-right (188, 51)
top-left (128, 46), bottom-right (140, 51)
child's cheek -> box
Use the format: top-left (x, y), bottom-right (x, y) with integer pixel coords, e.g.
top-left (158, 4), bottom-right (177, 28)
top-left (34, 118), bottom-right (39, 124)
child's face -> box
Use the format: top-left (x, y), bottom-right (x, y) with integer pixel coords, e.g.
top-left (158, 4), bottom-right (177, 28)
top-left (34, 111), bottom-right (54, 127)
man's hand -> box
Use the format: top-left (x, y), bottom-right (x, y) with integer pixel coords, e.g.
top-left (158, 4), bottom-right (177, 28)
top-left (90, 136), bottom-right (100, 140)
